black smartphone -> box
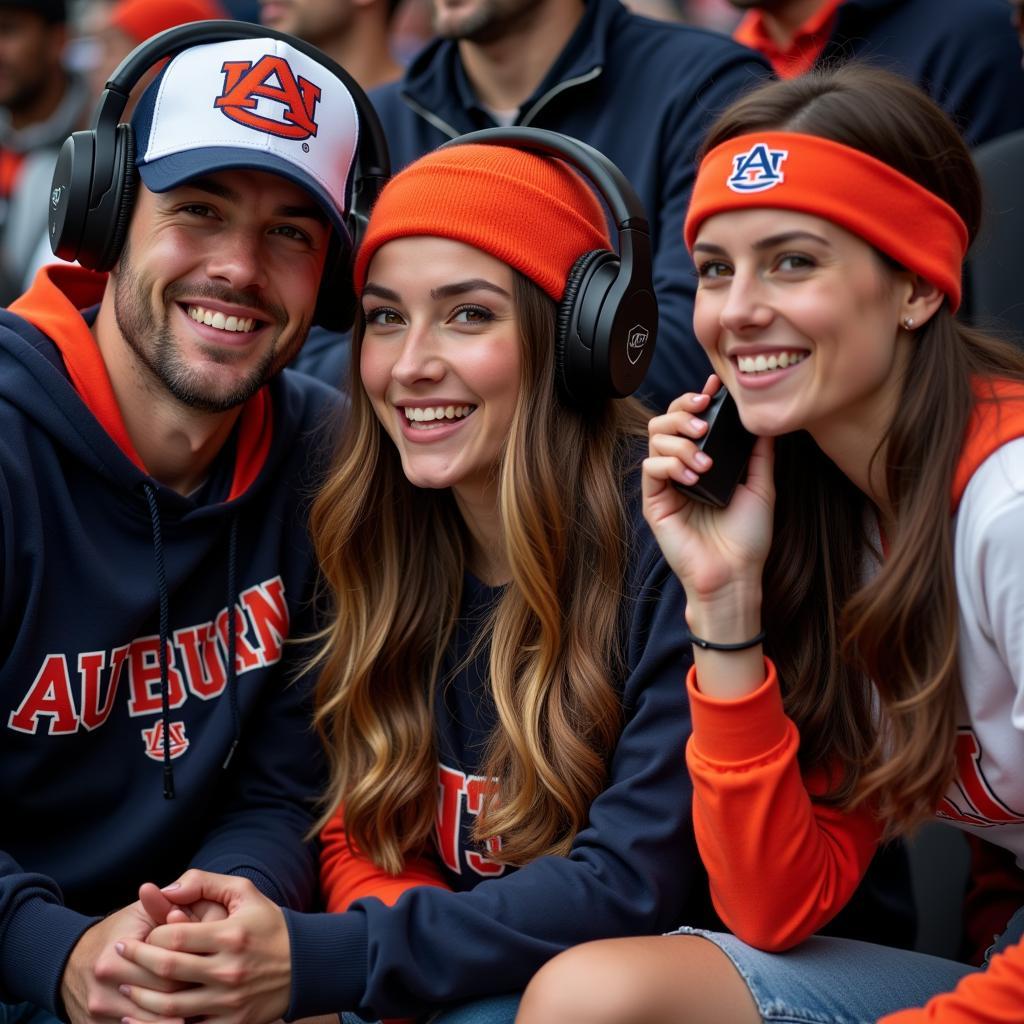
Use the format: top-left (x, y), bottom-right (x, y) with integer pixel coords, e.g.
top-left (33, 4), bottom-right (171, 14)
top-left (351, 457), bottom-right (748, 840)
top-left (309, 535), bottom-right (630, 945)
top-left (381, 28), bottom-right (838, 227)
top-left (672, 387), bottom-right (756, 509)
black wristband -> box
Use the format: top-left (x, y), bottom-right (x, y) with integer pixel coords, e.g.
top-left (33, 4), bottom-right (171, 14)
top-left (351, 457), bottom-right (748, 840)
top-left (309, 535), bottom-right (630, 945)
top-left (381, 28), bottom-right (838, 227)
top-left (684, 628), bottom-right (765, 651)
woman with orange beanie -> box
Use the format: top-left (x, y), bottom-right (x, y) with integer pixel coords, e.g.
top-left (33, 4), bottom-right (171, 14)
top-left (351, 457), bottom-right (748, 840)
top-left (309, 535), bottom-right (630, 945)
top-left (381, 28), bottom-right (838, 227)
top-left (113, 137), bottom-right (703, 1024)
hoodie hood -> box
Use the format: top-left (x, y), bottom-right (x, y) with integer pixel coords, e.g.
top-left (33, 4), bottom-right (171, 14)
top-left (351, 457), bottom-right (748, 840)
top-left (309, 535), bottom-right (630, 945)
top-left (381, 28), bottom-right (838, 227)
top-left (8, 265), bottom-right (273, 501)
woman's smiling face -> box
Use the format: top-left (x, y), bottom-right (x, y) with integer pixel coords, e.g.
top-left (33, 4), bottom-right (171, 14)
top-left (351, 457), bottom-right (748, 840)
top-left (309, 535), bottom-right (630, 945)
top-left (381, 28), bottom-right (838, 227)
top-left (692, 207), bottom-right (913, 442)
top-left (359, 235), bottom-right (521, 505)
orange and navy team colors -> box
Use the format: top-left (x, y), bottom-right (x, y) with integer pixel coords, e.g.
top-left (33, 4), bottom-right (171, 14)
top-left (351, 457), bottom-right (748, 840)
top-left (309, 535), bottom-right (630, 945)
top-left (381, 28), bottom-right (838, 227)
top-left (0, 265), bottom-right (337, 1015)
top-left (686, 385), bottom-right (1024, 1024)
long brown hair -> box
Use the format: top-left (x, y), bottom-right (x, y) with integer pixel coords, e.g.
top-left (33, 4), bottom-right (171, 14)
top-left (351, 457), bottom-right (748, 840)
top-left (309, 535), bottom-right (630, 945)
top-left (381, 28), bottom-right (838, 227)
top-left (308, 271), bottom-right (649, 872)
top-left (701, 64), bottom-right (1024, 834)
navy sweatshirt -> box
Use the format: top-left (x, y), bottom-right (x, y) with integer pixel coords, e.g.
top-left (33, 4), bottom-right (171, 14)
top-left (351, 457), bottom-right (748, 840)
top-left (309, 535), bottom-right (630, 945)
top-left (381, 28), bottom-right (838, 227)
top-left (0, 267), bottom-right (338, 1014)
top-left (285, 477), bottom-right (706, 1019)
top-left (365, 0), bottom-right (772, 412)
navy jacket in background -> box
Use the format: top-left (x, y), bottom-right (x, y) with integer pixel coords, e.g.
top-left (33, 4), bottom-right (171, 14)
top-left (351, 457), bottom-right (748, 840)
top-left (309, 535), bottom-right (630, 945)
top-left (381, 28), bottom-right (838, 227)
top-left (0, 267), bottom-right (338, 1015)
top-left (819, 0), bottom-right (1024, 147)
top-left (368, 0), bottom-right (772, 411)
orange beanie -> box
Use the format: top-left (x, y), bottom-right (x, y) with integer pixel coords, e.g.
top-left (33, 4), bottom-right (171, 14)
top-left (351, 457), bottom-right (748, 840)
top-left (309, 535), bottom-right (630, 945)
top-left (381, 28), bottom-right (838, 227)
top-left (353, 144), bottom-right (612, 302)
top-left (110, 0), bottom-right (229, 42)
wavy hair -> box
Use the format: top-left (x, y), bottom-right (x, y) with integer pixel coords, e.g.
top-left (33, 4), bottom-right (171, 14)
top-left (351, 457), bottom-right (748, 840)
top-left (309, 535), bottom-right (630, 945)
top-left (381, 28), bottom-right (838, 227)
top-left (700, 64), bottom-right (1024, 835)
top-left (308, 272), bottom-right (650, 872)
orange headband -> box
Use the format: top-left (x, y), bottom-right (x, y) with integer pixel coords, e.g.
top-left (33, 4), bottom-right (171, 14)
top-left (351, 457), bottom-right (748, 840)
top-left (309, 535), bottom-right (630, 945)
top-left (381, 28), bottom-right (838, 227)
top-left (684, 132), bottom-right (969, 311)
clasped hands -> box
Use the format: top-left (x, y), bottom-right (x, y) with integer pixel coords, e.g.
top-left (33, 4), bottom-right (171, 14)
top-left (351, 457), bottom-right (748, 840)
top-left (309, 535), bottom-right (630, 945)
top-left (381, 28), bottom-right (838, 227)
top-left (62, 870), bottom-right (292, 1024)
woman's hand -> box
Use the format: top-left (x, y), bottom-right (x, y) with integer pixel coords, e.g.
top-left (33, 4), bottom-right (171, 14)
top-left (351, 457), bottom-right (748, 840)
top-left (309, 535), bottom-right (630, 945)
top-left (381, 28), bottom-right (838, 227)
top-left (116, 871), bottom-right (291, 1024)
top-left (643, 376), bottom-right (775, 639)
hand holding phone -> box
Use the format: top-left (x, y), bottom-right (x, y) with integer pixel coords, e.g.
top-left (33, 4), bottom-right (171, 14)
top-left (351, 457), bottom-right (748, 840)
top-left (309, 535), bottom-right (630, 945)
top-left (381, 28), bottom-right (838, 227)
top-left (672, 387), bottom-right (756, 508)
top-left (644, 381), bottom-right (775, 619)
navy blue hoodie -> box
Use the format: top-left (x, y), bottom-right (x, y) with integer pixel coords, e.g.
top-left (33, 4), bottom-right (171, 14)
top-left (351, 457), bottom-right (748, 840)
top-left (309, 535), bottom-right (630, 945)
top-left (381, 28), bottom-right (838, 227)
top-left (364, 0), bottom-right (772, 412)
top-left (282, 474), bottom-right (916, 1020)
top-left (285, 482), bottom-right (706, 1020)
top-left (0, 266), bottom-right (337, 1015)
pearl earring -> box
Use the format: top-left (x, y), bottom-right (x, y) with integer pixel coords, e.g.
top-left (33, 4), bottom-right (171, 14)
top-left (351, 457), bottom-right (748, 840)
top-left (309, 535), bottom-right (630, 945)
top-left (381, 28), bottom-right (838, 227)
top-left (903, 316), bottom-right (915, 330)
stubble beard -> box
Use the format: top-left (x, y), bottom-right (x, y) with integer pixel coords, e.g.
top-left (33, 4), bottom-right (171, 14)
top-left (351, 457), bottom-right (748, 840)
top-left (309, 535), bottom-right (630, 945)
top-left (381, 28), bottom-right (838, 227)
top-left (113, 244), bottom-right (307, 414)
top-left (432, 0), bottom-right (544, 43)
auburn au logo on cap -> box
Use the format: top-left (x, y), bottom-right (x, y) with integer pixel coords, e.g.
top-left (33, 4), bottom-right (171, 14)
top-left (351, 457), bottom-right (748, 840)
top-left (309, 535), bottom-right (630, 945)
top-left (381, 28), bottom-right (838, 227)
top-left (727, 142), bottom-right (789, 193)
top-left (132, 37), bottom-right (358, 236)
top-left (214, 55), bottom-right (321, 141)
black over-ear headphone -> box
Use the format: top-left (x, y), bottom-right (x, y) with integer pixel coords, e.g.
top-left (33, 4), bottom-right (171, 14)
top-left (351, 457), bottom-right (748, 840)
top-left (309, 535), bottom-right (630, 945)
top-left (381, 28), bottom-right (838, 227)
top-left (439, 127), bottom-right (657, 407)
top-left (48, 20), bottom-right (391, 331)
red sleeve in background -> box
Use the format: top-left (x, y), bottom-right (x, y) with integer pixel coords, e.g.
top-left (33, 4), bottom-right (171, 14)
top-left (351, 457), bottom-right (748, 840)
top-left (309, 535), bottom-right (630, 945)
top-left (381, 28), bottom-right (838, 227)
top-left (320, 809), bottom-right (452, 1024)
top-left (320, 807), bottom-right (450, 912)
top-left (960, 835), bottom-right (1024, 965)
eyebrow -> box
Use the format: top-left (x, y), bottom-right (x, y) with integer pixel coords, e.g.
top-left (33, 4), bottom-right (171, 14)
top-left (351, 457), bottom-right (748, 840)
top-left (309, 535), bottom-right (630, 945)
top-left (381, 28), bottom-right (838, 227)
top-left (361, 279), bottom-right (512, 302)
top-left (181, 177), bottom-right (327, 224)
top-left (693, 230), bottom-right (831, 254)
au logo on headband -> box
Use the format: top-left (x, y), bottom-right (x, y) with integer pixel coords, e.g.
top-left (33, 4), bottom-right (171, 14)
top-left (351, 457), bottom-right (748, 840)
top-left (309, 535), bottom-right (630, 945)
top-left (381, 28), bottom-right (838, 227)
top-left (727, 143), bottom-right (789, 193)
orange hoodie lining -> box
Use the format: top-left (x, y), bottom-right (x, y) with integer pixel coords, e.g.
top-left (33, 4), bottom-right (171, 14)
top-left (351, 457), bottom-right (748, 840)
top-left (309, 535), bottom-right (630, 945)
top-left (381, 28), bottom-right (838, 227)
top-left (10, 265), bottom-right (272, 500)
top-left (734, 0), bottom-right (845, 79)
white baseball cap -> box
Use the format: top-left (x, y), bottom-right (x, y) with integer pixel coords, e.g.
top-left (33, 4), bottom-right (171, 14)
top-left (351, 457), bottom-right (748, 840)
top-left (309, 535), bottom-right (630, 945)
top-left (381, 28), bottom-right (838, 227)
top-left (131, 36), bottom-right (359, 246)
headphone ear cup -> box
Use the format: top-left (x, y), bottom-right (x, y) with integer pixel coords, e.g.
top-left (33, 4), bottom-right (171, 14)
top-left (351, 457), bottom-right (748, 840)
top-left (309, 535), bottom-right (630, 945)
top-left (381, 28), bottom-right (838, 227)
top-left (312, 235), bottom-right (355, 332)
top-left (49, 131), bottom-right (97, 264)
top-left (93, 123), bottom-right (136, 273)
top-left (74, 120), bottom-right (132, 271)
top-left (555, 248), bottom-right (617, 406)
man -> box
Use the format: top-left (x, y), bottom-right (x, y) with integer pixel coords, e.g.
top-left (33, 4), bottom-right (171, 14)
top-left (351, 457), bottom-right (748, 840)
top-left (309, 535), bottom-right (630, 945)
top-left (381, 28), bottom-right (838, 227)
top-left (366, 0), bottom-right (772, 410)
top-left (260, 0), bottom-right (402, 90)
top-left (728, 0), bottom-right (1024, 145)
top-left (0, 30), bottom-right (361, 1024)
top-left (0, 0), bottom-right (88, 303)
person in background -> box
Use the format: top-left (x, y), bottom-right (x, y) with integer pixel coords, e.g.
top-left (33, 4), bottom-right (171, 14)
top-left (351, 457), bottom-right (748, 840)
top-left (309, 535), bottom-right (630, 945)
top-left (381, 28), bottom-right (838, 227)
top-left (260, 0), bottom-right (402, 91)
top-left (87, 0), bottom-right (230, 108)
top-left (516, 63), bottom-right (1024, 1024)
top-left (727, 0), bottom-right (1024, 146)
top-left (0, 0), bottom-right (88, 304)
top-left (1011, 0), bottom-right (1024, 64)
top-left (17, 0), bottom-right (232, 290)
top-left (262, 0), bottom-right (404, 391)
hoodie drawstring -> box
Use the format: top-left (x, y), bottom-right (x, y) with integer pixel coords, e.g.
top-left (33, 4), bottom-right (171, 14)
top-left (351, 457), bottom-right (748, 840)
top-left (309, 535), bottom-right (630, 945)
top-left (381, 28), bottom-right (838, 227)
top-left (223, 517), bottom-right (240, 770)
top-left (143, 483), bottom-right (175, 800)
top-left (143, 483), bottom-right (241, 798)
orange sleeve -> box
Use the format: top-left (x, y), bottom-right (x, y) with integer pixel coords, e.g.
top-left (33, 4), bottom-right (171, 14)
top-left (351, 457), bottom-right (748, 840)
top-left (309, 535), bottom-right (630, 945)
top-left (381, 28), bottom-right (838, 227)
top-left (685, 659), bottom-right (882, 951)
top-left (878, 938), bottom-right (1024, 1023)
top-left (319, 808), bottom-right (450, 913)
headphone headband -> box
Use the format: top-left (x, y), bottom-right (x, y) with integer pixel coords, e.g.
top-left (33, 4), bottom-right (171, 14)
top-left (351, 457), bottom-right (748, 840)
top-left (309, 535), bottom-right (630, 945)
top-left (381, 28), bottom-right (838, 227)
top-left (443, 127), bottom-right (648, 231)
top-left (438, 127), bottom-right (657, 406)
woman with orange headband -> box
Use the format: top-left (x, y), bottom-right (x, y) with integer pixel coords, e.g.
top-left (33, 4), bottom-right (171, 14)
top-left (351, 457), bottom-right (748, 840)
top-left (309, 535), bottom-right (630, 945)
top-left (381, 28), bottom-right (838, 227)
top-left (516, 65), bottom-right (1024, 1024)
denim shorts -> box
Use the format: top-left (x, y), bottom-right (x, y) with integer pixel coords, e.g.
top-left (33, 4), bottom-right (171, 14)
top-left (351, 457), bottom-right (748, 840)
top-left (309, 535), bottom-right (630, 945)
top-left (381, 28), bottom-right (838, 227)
top-left (341, 993), bottom-right (520, 1024)
top-left (667, 907), bottom-right (1024, 1024)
